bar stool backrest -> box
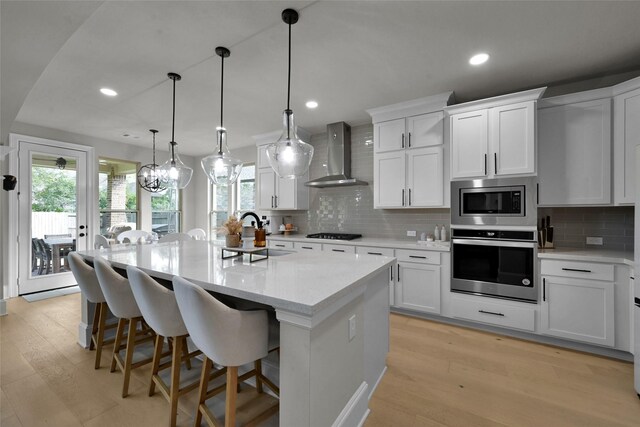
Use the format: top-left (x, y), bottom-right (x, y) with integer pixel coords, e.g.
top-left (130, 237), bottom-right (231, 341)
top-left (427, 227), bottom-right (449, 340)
top-left (68, 252), bottom-right (105, 303)
top-left (94, 256), bottom-right (141, 319)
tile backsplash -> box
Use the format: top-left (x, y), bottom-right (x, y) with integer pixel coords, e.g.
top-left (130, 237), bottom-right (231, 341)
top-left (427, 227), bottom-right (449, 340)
top-left (538, 207), bottom-right (634, 251)
top-left (281, 123), bottom-right (451, 240)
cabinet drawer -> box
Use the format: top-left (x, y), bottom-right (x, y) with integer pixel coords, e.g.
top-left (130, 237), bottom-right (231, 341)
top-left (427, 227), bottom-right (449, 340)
top-left (356, 246), bottom-right (395, 257)
top-left (396, 249), bottom-right (440, 265)
top-left (323, 244), bottom-right (356, 254)
top-left (540, 259), bottom-right (614, 281)
top-left (295, 242), bottom-right (322, 251)
top-left (268, 240), bottom-right (294, 250)
top-left (451, 296), bottom-right (536, 332)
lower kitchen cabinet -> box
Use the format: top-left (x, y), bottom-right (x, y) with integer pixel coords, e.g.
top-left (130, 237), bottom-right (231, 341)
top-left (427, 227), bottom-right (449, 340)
top-left (451, 295), bottom-right (536, 332)
top-left (540, 275), bottom-right (615, 347)
top-left (356, 246), bottom-right (396, 306)
top-left (395, 261), bottom-right (441, 314)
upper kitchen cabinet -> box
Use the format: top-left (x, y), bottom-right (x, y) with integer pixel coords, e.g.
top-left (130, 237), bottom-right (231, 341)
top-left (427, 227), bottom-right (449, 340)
top-left (613, 76), bottom-right (640, 205)
top-left (254, 129), bottom-right (311, 211)
top-left (446, 88), bottom-right (546, 180)
top-left (538, 89), bottom-right (612, 206)
top-left (367, 92), bottom-right (453, 209)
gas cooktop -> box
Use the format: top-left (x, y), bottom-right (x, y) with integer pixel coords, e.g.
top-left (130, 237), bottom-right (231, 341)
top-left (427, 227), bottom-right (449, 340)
top-left (306, 233), bottom-right (362, 241)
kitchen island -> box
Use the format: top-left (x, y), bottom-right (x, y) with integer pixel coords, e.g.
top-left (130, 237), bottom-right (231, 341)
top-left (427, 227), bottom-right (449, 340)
top-left (77, 240), bottom-right (393, 427)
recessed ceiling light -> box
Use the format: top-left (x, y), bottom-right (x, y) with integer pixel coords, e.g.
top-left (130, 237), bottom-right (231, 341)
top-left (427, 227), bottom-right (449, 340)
top-left (305, 100), bottom-right (318, 109)
top-left (469, 53), bottom-right (489, 66)
top-left (100, 87), bottom-right (118, 96)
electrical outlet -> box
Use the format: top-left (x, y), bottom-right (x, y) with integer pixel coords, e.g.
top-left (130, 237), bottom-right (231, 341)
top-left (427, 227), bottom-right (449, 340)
top-left (406, 230), bottom-right (416, 237)
top-left (586, 236), bottom-right (603, 245)
top-left (348, 315), bottom-right (356, 341)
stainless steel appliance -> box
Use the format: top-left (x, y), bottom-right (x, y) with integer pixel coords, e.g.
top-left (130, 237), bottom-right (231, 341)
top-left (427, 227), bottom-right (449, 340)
top-left (306, 232), bottom-right (362, 240)
top-left (451, 176), bottom-right (537, 227)
top-left (451, 229), bottom-right (538, 302)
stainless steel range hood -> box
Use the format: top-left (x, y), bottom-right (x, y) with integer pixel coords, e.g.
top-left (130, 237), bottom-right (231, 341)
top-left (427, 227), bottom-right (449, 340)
top-left (305, 122), bottom-right (368, 188)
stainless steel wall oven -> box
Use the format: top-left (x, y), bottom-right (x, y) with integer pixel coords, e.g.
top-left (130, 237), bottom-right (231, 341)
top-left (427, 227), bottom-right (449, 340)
top-left (451, 229), bottom-right (538, 302)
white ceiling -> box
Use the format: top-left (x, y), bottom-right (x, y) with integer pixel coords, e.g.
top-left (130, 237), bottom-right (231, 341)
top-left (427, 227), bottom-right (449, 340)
top-left (3, 1), bottom-right (640, 156)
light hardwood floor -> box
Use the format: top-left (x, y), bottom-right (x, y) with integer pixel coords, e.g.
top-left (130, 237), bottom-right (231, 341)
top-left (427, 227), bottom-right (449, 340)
top-left (1, 293), bottom-right (638, 426)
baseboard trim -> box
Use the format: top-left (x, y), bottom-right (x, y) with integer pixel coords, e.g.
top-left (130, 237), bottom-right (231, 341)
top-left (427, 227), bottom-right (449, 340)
top-left (0, 299), bottom-right (6, 316)
top-left (332, 381), bottom-right (369, 427)
top-left (77, 322), bottom-right (92, 349)
top-left (368, 365), bottom-right (387, 400)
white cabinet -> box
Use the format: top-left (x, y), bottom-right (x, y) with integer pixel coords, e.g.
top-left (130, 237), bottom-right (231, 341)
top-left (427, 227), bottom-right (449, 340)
top-left (356, 246), bottom-right (396, 306)
top-left (448, 89), bottom-right (544, 180)
top-left (451, 295), bottom-right (536, 332)
top-left (540, 260), bottom-right (615, 347)
top-left (368, 93), bottom-right (453, 210)
top-left (394, 249), bottom-right (441, 314)
top-left (374, 146), bottom-right (443, 208)
top-left (254, 129), bottom-right (311, 211)
top-left (538, 97), bottom-right (611, 206)
top-left (322, 244), bottom-right (355, 254)
top-left (613, 78), bottom-right (640, 205)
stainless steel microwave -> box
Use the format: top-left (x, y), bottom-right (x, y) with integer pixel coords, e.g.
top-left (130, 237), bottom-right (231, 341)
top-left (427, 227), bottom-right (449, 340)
top-left (451, 177), bottom-right (537, 227)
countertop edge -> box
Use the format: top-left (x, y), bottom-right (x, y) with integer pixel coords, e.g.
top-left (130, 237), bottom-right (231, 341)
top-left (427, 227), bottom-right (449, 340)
top-left (538, 249), bottom-right (634, 267)
top-left (266, 235), bottom-right (451, 252)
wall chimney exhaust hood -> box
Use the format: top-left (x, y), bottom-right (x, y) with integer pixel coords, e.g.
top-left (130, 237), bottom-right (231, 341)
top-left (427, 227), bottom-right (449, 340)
top-left (305, 122), bottom-right (368, 188)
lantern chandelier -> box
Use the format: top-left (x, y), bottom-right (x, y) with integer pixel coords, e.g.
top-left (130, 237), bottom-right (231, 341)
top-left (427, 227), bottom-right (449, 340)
top-left (137, 129), bottom-right (166, 193)
top-left (201, 46), bottom-right (244, 186)
top-left (158, 72), bottom-right (193, 189)
top-left (265, 8), bottom-right (314, 179)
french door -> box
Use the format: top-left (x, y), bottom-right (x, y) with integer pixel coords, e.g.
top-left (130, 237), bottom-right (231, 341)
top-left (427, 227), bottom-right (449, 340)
top-left (17, 141), bottom-right (89, 294)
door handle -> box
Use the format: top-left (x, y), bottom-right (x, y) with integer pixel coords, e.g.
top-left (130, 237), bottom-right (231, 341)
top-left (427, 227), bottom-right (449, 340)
top-left (484, 154), bottom-right (487, 176)
top-left (494, 153), bottom-right (497, 175)
top-left (274, 195), bottom-right (278, 208)
top-left (332, 249), bottom-right (345, 253)
top-left (79, 225), bottom-right (86, 230)
top-left (368, 252), bottom-right (383, 255)
top-left (408, 132), bottom-right (411, 147)
top-left (408, 189), bottom-right (412, 206)
top-left (390, 265), bottom-right (393, 281)
top-left (479, 310), bottom-right (504, 317)
top-left (397, 264), bottom-right (400, 281)
top-left (543, 277), bottom-right (546, 301)
top-left (401, 133), bottom-right (405, 148)
top-left (79, 233), bottom-right (85, 237)
top-left (301, 246), bottom-right (313, 250)
top-left (402, 189), bottom-right (405, 206)
top-left (561, 268), bottom-right (592, 273)
top-left (271, 196), bottom-right (274, 208)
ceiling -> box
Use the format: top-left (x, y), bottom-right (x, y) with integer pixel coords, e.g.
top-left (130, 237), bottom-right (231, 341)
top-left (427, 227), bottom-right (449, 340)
top-left (3, 1), bottom-right (640, 157)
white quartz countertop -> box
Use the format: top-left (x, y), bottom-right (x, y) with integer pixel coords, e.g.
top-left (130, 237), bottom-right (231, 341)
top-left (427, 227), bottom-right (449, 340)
top-left (267, 234), bottom-right (451, 252)
top-left (79, 240), bottom-right (394, 316)
top-left (538, 247), bottom-right (634, 266)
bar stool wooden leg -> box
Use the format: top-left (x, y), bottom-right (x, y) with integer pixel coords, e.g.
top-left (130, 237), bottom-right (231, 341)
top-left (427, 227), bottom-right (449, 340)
top-left (225, 366), bottom-right (238, 427)
top-left (90, 303), bottom-right (100, 350)
top-left (110, 318), bottom-right (126, 373)
top-left (182, 336), bottom-right (192, 370)
top-left (122, 318), bottom-right (137, 398)
top-left (149, 334), bottom-right (164, 396)
top-left (169, 336), bottom-right (183, 427)
top-left (254, 360), bottom-right (263, 394)
top-left (94, 302), bottom-right (108, 369)
top-left (194, 357), bottom-right (213, 427)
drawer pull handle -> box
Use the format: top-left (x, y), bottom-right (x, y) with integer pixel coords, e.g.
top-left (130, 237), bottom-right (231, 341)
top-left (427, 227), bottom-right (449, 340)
top-left (479, 310), bottom-right (504, 317)
top-left (275, 244), bottom-right (285, 248)
top-left (368, 252), bottom-right (383, 255)
top-left (561, 268), bottom-right (592, 273)
top-left (301, 246), bottom-right (313, 249)
top-left (332, 249), bottom-right (345, 252)
top-left (409, 255), bottom-right (427, 259)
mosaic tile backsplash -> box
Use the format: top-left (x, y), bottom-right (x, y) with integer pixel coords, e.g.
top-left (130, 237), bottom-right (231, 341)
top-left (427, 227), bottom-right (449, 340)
top-left (538, 207), bottom-right (634, 251)
top-left (281, 123), bottom-right (450, 240)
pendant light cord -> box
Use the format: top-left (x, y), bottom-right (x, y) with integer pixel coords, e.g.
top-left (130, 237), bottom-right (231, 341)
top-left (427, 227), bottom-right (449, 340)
top-left (152, 132), bottom-right (156, 168)
top-left (286, 19), bottom-right (292, 140)
top-left (171, 77), bottom-right (176, 165)
top-left (218, 53), bottom-right (225, 155)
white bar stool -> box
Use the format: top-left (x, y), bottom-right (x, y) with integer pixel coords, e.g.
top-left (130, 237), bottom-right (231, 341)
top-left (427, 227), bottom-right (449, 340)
top-left (68, 252), bottom-right (116, 369)
top-left (93, 256), bottom-right (155, 397)
top-left (127, 266), bottom-right (203, 427)
top-left (172, 276), bottom-right (279, 427)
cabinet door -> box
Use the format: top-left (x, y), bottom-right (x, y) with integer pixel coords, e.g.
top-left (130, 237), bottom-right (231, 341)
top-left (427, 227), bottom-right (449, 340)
top-left (395, 262), bottom-right (441, 314)
top-left (374, 118), bottom-right (406, 153)
top-left (538, 99), bottom-right (611, 205)
top-left (490, 101), bottom-right (535, 176)
top-left (257, 169), bottom-right (276, 210)
top-left (450, 110), bottom-right (488, 179)
top-left (614, 87), bottom-right (640, 204)
top-left (406, 146), bottom-right (443, 207)
top-left (407, 111), bottom-right (444, 149)
top-left (257, 145), bottom-right (270, 169)
top-left (374, 151), bottom-right (406, 208)
top-left (540, 276), bottom-right (614, 347)
top-left (276, 176), bottom-right (296, 209)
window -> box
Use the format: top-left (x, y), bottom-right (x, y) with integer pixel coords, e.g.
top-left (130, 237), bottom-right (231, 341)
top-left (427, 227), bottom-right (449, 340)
top-left (152, 189), bottom-right (181, 236)
top-left (209, 164), bottom-right (255, 237)
top-left (98, 158), bottom-right (139, 235)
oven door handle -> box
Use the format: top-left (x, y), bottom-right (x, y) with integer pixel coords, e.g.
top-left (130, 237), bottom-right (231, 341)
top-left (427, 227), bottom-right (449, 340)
top-left (452, 238), bottom-right (537, 249)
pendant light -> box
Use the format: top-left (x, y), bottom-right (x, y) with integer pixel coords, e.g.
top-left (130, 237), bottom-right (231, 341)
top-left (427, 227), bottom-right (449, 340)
top-left (265, 8), bottom-right (314, 179)
top-left (159, 72), bottom-right (193, 189)
top-left (201, 46), bottom-right (243, 186)
top-left (137, 129), bottom-right (167, 193)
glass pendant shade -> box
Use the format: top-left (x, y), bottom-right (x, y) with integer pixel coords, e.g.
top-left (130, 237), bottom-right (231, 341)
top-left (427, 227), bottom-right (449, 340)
top-left (201, 128), bottom-right (243, 186)
top-left (159, 141), bottom-right (193, 189)
top-left (201, 46), bottom-right (243, 186)
top-left (266, 109), bottom-right (313, 179)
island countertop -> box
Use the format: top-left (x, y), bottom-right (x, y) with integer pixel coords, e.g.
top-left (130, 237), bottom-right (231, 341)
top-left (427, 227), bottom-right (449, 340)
top-left (78, 240), bottom-right (394, 316)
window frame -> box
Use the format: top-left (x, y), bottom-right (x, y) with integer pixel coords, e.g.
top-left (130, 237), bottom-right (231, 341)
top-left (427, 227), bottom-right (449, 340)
top-left (151, 188), bottom-right (183, 236)
top-left (209, 163), bottom-right (256, 238)
top-left (97, 157), bottom-right (140, 235)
